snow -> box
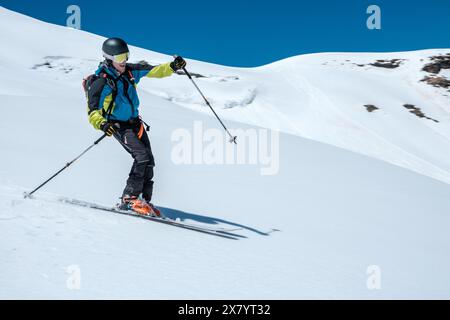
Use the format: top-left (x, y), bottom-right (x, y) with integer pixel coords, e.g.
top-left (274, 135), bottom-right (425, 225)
top-left (0, 7), bottom-right (450, 299)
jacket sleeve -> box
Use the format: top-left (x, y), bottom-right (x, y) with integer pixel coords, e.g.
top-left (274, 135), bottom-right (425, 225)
top-left (129, 61), bottom-right (174, 83)
top-left (87, 77), bottom-right (112, 130)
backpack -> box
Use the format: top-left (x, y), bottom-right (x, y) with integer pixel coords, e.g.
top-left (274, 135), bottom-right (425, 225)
top-left (82, 72), bottom-right (118, 121)
top-left (81, 68), bottom-right (149, 129)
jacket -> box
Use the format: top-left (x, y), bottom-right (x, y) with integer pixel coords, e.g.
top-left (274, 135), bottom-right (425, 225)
top-left (87, 61), bottom-right (174, 129)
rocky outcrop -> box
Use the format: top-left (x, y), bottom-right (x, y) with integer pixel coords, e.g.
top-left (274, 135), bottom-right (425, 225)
top-left (421, 76), bottom-right (450, 89)
top-left (422, 53), bottom-right (450, 74)
top-left (363, 104), bottom-right (379, 112)
top-left (403, 104), bottom-right (439, 123)
top-left (369, 59), bottom-right (404, 68)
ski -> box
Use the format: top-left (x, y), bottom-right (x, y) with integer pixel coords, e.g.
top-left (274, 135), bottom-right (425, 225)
top-left (32, 195), bottom-right (245, 239)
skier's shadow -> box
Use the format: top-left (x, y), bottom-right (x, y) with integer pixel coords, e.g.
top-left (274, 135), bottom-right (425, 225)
top-left (158, 206), bottom-right (272, 236)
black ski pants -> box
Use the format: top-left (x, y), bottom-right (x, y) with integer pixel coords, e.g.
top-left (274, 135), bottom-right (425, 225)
top-left (114, 124), bottom-right (155, 201)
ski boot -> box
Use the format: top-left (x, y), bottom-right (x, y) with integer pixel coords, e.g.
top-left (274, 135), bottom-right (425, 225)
top-left (119, 195), bottom-right (151, 215)
top-left (119, 195), bottom-right (162, 217)
top-left (145, 201), bottom-right (163, 218)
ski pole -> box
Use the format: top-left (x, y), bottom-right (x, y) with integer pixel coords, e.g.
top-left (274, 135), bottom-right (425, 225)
top-left (175, 56), bottom-right (237, 144)
top-left (24, 133), bottom-right (108, 198)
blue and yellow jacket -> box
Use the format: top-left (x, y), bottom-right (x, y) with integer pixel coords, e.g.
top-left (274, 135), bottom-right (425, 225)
top-left (87, 61), bottom-right (174, 130)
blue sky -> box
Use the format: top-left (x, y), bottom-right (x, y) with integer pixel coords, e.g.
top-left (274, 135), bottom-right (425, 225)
top-left (1, 0), bottom-right (449, 67)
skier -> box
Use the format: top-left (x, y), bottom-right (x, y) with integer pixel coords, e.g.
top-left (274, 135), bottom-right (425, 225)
top-left (86, 37), bottom-right (186, 216)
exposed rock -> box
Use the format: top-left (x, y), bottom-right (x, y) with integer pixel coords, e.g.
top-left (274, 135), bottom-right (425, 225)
top-left (369, 59), bottom-right (403, 69)
top-left (31, 56), bottom-right (94, 73)
top-left (422, 64), bottom-right (442, 74)
top-left (403, 104), bottom-right (439, 123)
top-left (422, 53), bottom-right (450, 74)
top-left (32, 62), bottom-right (52, 69)
top-left (354, 59), bottom-right (404, 68)
top-left (363, 104), bottom-right (379, 112)
top-left (421, 76), bottom-right (450, 89)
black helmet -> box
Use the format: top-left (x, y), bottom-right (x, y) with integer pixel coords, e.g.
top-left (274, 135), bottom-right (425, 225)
top-left (102, 38), bottom-right (129, 62)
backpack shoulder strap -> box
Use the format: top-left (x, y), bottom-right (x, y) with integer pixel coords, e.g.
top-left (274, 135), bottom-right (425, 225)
top-left (98, 72), bottom-right (117, 93)
top-left (98, 72), bottom-right (118, 122)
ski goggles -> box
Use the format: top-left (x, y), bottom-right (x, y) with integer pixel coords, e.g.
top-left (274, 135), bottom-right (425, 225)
top-left (103, 51), bottom-right (130, 63)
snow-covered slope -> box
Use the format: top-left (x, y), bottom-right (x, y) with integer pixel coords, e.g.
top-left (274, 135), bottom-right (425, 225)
top-left (147, 52), bottom-right (450, 185)
top-left (1, 7), bottom-right (449, 299)
top-left (2, 7), bottom-right (449, 184)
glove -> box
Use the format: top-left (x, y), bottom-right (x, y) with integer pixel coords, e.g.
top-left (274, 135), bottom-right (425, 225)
top-left (170, 55), bottom-right (186, 71)
top-left (100, 122), bottom-right (117, 136)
